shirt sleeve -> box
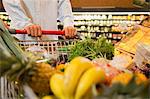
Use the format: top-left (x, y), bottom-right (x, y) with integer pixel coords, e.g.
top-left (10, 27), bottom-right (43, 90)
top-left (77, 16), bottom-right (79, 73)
top-left (58, 0), bottom-right (74, 27)
top-left (2, 0), bottom-right (33, 29)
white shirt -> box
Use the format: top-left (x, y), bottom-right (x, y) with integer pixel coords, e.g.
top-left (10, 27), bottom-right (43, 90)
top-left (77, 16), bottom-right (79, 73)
top-left (3, 0), bottom-right (74, 40)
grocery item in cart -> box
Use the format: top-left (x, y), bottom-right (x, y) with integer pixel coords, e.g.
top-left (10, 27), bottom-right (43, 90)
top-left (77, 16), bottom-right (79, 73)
top-left (26, 45), bottom-right (51, 59)
top-left (0, 20), bottom-right (59, 98)
top-left (68, 37), bottom-right (114, 61)
top-left (50, 57), bottom-right (106, 99)
top-left (18, 40), bottom-right (73, 66)
top-left (93, 58), bottom-right (122, 84)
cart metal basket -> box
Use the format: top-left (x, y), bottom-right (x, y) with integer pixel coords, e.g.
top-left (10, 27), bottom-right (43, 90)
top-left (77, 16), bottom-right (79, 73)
top-left (0, 77), bottom-right (18, 99)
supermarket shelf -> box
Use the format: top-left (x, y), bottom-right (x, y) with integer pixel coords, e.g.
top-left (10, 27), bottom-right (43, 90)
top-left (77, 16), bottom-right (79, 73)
top-left (107, 38), bottom-right (122, 40)
top-left (73, 8), bottom-right (150, 13)
top-left (76, 30), bottom-right (121, 34)
top-left (76, 30), bottom-right (107, 33)
top-left (77, 30), bottom-right (89, 32)
top-left (74, 19), bottom-right (143, 21)
top-left (74, 25), bottom-right (112, 27)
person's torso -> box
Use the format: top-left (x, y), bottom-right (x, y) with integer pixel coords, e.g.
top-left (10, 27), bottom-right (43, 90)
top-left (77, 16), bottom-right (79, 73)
top-left (15, 0), bottom-right (59, 40)
top-left (22, 0), bottom-right (58, 30)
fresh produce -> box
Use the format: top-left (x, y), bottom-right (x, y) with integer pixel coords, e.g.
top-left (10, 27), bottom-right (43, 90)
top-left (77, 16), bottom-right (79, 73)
top-left (1, 19), bottom-right (149, 99)
top-left (50, 73), bottom-right (65, 99)
top-left (111, 72), bottom-right (147, 85)
top-left (64, 57), bottom-right (95, 98)
top-left (96, 74), bottom-right (149, 99)
top-left (0, 20), bottom-right (56, 96)
top-left (27, 63), bottom-right (56, 95)
top-left (135, 73), bottom-right (148, 85)
top-left (0, 20), bottom-right (27, 63)
top-left (75, 67), bottom-right (106, 99)
top-left (68, 37), bottom-right (114, 61)
top-left (56, 64), bottom-right (66, 72)
top-left (0, 48), bottom-right (56, 96)
top-left (42, 96), bottom-right (54, 99)
top-left (92, 58), bottom-right (122, 85)
top-left (50, 57), bottom-right (107, 99)
top-left (111, 72), bottom-right (133, 85)
top-left (0, 42), bottom-right (20, 77)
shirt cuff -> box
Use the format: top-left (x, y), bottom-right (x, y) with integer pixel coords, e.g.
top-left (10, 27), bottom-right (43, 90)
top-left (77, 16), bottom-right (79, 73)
top-left (63, 17), bottom-right (74, 27)
top-left (24, 22), bottom-right (33, 28)
top-left (13, 20), bottom-right (33, 29)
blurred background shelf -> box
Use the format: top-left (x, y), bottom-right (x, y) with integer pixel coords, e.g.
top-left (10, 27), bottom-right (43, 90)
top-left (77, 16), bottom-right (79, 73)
top-left (0, 0), bottom-right (149, 44)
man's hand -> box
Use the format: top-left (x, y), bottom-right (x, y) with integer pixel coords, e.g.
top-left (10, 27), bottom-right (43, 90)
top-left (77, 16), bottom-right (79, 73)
top-left (24, 24), bottom-right (42, 37)
top-left (63, 26), bottom-right (76, 38)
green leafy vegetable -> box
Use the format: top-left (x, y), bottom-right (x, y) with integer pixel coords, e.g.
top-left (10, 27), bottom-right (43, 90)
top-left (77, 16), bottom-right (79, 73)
top-left (68, 37), bottom-right (114, 61)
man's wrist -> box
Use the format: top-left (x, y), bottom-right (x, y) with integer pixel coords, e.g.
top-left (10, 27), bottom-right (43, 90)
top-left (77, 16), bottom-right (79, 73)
top-left (63, 17), bottom-right (74, 27)
top-left (24, 23), bottom-right (34, 28)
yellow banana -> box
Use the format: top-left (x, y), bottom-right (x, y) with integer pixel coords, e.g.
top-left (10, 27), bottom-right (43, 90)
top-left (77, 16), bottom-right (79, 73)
top-left (75, 67), bottom-right (106, 99)
top-left (42, 96), bottom-right (54, 99)
top-left (64, 57), bottom-right (95, 98)
top-left (50, 73), bottom-right (65, 99)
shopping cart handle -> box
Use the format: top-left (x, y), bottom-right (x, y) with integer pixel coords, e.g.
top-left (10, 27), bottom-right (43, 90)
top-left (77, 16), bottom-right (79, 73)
top-left (9, 29), bottom-right (65, 35)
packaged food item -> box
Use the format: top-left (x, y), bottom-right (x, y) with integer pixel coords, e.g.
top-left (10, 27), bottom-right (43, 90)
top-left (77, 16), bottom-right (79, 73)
top-left (26, 45), bottom-right (51, 60)
top-left (116, 25), bottom-right (150, 54)
top-left (134, 43), bottom-right (150, 78)
top-left (110, 54), bottom-right (133, 70)
top-left (134, 43), bottom-right (150, 67)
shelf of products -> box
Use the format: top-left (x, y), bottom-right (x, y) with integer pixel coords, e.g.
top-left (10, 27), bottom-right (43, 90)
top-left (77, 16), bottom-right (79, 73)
top-left (72, 12), bottom-right (149, 43)
top-left (0, 11), bottom-right (149, 44)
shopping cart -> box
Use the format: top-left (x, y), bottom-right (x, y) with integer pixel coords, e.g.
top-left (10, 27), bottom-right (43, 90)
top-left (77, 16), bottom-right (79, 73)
top-left (0, 29), bottom-right (79, 99)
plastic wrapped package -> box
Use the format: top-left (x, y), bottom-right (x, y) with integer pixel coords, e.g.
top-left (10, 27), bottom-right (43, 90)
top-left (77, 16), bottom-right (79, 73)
top-left (115, 25), bottom-right (150, 54)
top-left (110, 54), bottom-right (133, 70)
top-left (134, 43), bottom-right (150, 78)
top-left (134, 43), bottom-right (150, 67)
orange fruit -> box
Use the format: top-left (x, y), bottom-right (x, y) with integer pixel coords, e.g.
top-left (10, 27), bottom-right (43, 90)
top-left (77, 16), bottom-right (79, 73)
top-left (111, 72), bottom-right (133, 85)
top-left (135, 73), bottom-right (147, 85)
top-left (56, 64), bottom-right (66, 72)
top-left (111, 72), bottom-right (147, 85)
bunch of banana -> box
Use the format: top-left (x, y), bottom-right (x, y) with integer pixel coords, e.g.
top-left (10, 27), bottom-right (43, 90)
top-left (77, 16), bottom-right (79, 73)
top-left (50, 57), bottom-right (106, 99)
top-left (50, 73), bottom-right (65, 99)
